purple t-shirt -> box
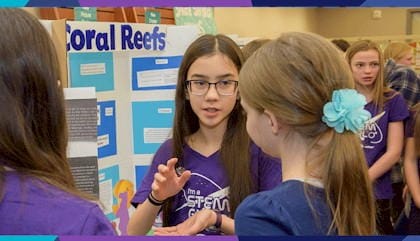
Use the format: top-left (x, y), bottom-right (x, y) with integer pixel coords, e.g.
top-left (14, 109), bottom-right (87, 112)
top-left (359, 92), bottom-right (409, 199)
top-left (0, 171), bottom-right (115, 235)
top-left (131, 140), bottom-right (282, 234)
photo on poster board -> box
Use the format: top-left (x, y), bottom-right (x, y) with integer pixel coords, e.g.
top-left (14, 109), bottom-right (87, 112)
top-left (132, 100), bottom-right (174, 154)
top-left (69, 52), bottom-right (115, 92)
top-left (98, 100), bottom-right (117, 158)
top-left (131, 55), bottom-right (183, 90)
top-left (64, 87), bottom-right (100, 198)
top-left (99, 164), bottom-right (120, 220)
top-left (69, 156), bottom-right (99, 197)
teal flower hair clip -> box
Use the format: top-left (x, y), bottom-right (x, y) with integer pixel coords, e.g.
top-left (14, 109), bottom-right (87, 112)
top-left (322, 89), bottom-right (371, 133)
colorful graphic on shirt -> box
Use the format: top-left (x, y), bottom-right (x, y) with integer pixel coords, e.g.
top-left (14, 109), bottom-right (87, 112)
top-left (360, 111), bottom-right (386, 149)
top-left (175, 172), bottom-right (230, 217)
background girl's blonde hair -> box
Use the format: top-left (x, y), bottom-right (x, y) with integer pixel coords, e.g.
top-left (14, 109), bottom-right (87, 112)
top-left (383, 42), bottom-right (413, 62)
top-left (239, 32), bottom-right (376, 235)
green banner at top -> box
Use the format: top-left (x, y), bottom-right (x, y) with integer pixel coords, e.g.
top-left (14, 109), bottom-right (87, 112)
top-left (174, 7), bottom-right (217, 34)
top-left (74, 7), bottom-right (97, 21)
top-left (145, 10), bottom-right (161, 24)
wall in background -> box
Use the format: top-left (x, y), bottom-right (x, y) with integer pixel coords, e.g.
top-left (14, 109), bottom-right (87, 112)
top-left (24, 7), bottom-right (40, 17)
top-left (317, 8), bottom-right (409, 38)
top-left (214, 8), bottom-right (319, 39)
top-left (215, 7), bottom-right (410, 39)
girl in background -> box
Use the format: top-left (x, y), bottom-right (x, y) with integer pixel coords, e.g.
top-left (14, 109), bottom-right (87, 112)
top-left (346, 40), bottom-right (409, 234)
top-left (383, 41), bottom-right (419, 227)
top-left (404, 103), bottom-right (420, 234)
top-left (127, 34), bottom-right (281, 235)
top-left (384, 42), bottom-right (414, 66)
top-left (235, 32), bottom-right (376, 235)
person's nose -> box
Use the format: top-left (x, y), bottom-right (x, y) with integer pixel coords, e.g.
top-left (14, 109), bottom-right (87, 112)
top-left (363, 65), bottom-right (373, 73)
top-left (204, 83), bottom-right (219, 100)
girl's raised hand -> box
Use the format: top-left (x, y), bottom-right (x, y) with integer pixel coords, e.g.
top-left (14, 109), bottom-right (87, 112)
top-left (151, 158), bottom-right (191, 201)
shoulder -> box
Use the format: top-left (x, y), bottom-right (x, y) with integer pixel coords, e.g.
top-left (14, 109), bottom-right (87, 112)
top-left (235, 184), bottom-right (292, 235)
top-left (385, 91), bottom-right (408, 108)
top-left (235, 181), bottom-right (310, 235)
top-left (156, 139), bottom-right (173, 153)
top-left (384, 91), bottom-right (409, 117)
top-left (238, 181), bottom-right (306, 217)
top-left (153, 139), bottom-right (174, 162)
top-left (235, 181), bottom-right (330, 235)
top-left (248, 142), bottom-right (282, 187)
top-left (2, 172), bottom-right (114, 235)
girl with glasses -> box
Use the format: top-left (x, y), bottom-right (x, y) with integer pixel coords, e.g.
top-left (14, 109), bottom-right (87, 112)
top-left (127, 34), bottom-right (282, 235)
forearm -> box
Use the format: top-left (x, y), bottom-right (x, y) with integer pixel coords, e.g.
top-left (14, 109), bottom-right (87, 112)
top-left (405, 162), bottom-right (420, 207)
top-left (127, 200), bottom-right (161, 235)
top-left (404, 139), bottom-right (420, 208)
top-left (369, 121), bottom-right (404, 182)
top-left (368, 152), bottom-right (401, 181)
top-left (220, 214), bottom-right (235, 235)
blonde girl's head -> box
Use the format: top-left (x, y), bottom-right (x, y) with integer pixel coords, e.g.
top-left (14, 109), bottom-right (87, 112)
top-left (346, 40), bottom-right (390, 110)
top-left (384, 42), bottom-right (413, 66)
top-left (239, 32), bottom-right (376, 235)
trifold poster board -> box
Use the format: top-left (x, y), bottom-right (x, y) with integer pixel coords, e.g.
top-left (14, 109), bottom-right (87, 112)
top-left (65, 20), bottom-right (200, 234)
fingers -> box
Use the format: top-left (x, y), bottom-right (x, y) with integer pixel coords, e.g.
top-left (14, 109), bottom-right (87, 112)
top-left (178, 170), bottom-right (192, 186)
top-left (156, 158), bottom-right (178, 177)
top-left (166, 158), bottom-right (178, 170)
top-left (154, 172), bottom-right (167, 183)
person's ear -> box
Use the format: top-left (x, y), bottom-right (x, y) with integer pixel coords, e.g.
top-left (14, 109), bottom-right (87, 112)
top-left (263, 110), bottom-right (281, 135)
top-left (185, 91), bottom-right (190, 100)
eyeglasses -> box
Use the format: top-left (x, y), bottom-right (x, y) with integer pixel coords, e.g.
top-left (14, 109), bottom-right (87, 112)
top-left (185, 80), bottom-right (239, 96)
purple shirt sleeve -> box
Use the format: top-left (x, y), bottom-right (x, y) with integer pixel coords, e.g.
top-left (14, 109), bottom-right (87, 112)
top-left (387, 93), bottom-right (410, 122)
top-left (250, 143), bottom-right (282, 192)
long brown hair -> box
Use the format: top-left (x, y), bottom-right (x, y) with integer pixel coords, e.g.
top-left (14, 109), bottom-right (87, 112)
top-left (346, 40), bottom-right (393, 111)
top-left (162, 34), bottom-right (253, 226)
top-left (239, 32), bottom-right (376, 234)
top-left (0, 9), bottom-right (92, 201)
